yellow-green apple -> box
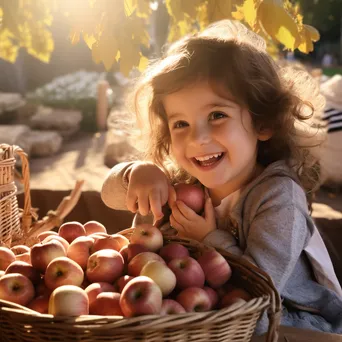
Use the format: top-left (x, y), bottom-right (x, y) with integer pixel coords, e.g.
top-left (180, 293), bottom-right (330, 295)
top-left (85, 282), bottom-right (116, 311)
top-left (120, 276), bottom-right (162, 317)
top-left (130, 224), bottom-right (163, 252)
top-left (30, 240), bottom-right (66, 273)
top-left (160, 299), bottom-right (186, 315)
top-left (90, 292), bottom-right (123, 316)
top-left (86, 249), bottom-right (124, 283)
top-left (11, 245), bottom-right (30, 255)
top-left (44, 257), bottom-right (84, 291)
top-left (92, 236), bottom-right (123, 253)
top-left (197, 250), bottom-right (232, 288)
top-left (15, 252), bottom-right (31, 264)
top-left (114, 275), bottom-right (134, 293)
top-left (0, 273), bottom-right (35, 306)
top-left (27, 295), bottom-right (50, 313)
top-left (58, 221), bottom-right (86, 243)
top-left (168, 257), bottom-right (205, 289)
top-left (48, 285), bottom-right (89, 316)
top-left (203, 286), bottom-right (219, 309)
top-left (176, 287), bottom-right (211, 312)
top-left (37, 231), bottom-right (58, 242)
top-left (159, 243), bottom-right (189, 263)
top-left (84, 221), bottom-right (107, 235)
top-left (220, 288), bottom-right (251, 308)
top-left (174, 184), bottom-right (205, 213)
top-left (0, 247), bottom-right (16, 271)
top-left (128, 252), bottom-right (165, 277)
top-left (67, 236), bottom-right (94, 269)
top-left (140, 260), bottom-right (176, 297)
top-left (110, 234), bottom-right (129, 250)
top-left (5, 261), bottom-right (40, 285)
top-left (43, 235), bottom-right (69, 253)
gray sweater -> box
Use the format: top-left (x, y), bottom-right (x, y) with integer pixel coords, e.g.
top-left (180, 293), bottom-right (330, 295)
top-left (101, 160), bottom-right (342, 334)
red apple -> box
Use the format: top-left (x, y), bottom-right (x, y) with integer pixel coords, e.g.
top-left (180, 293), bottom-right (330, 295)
top-left (88, 233), bottom-right (109, 240)
top-left (35, 279), bottom-right (52, 297)
top-left (114, 275), bottom-right (134, 293)
top-left (84, 221), bottom-right (107, 236)
top-left (5, 261), bottom-right (41, 285)
top-left (110, 234), bottom-right (129, 250)
top-left (130, 224), bottom-right (163, 252)
top-left (203, 286), bottom-right (219, 309)
top-left (0, 247), bottom-right (16, 271)
top-left (81, 277), bottom-right (91, 290)
top-left (174, 184), bottom-right (205, 213)
top-left (127, 244), bottom-right (148, 262)
top-left (85, 282), bottom-right (116, 311)
top-left (15, 252), bottom-right (31, 264)
top-left (119, 245), bottom-right (129, 263)
top-left (92, 236), bottom-right (123, 253)
top-left (90, 292), bottom-right (123, 316)
top-left (86, 249), bottom-right (124, 283)
top-left (160, 299), bottom-right (186, 315)
top-left (0, 273), bottom-right (35, 306)
top-left (140, 260), bottom-right (176, 297)
top-left (197, 250), bottom-right (232, 288)
top-left (43, 235), bottom-right (69, 253)
top-left (220, 288), bottom-right (251, 308)
top-left (0, 270), bottom-right (5, 278)
top-left (168, 257), bottom-right (205, 289)
top-left (120, 276), bottom-right (162, 317)
top-left (11, 245), bottom-right (30, 255)
top-left (176, 287), bottom-right (211, 312)
top-left (48, 285), bottom-right (89, 316)
top-left (58, 221), bottom-right (86, 243)
top-left (67, 236), bottom-right (94, 269)
top-left (128, 252), bottom-right (165, 277)
top-left (37, 231), bottom-right (58, 242)
top-left (30, 240), bottom-right (66, 273)
top-left (159, 243), bottom-right (189, 263)
top-left (44, 257), bottom-right (84, 291)
top-left (27, 295), bottom-right (50, 313)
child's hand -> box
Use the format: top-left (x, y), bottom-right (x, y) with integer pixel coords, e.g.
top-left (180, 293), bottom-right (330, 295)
top-left (170, 197), bottom-right (216, 241)
top-left (126, 162), bottom-right (174, 223)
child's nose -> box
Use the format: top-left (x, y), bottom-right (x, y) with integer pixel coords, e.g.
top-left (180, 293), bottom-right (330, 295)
top-left (189, 125), bottom-right (211, 145)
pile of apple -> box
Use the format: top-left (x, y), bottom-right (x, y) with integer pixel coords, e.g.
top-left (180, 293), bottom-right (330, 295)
top-left (0, 220), bottom-right (251, 318)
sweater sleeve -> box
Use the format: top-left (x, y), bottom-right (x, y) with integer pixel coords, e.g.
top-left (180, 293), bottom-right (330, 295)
top-left (101, 161), bottom-right (137, 211)
top-left (242, 177), bottom-right (313, 293)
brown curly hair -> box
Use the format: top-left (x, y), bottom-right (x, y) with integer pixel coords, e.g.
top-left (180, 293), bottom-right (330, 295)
top-left (130, 20), bottom-right (325, 194)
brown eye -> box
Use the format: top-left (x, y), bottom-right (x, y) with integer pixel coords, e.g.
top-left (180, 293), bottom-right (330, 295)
top-left (173, 121), bottom-right (188, 129)
top-left (209, 112), bottom-right (227, 121)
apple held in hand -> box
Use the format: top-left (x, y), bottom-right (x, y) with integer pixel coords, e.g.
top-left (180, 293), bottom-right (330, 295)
top-left (86, 249), bottom-right (124, 283)
top-left (0, 247), bottom-right (16, 271)
top-left (85, 282), bottom-right (116, 311)
top-left (84, 221), bottom-right (107, 236)
top-left (90, 292), bottom-right (123, 316)
top-left (67, 236), bottom-right (94, 269)
top-left (197, 250), bottom-right (232, 288)
top-left (176, 287), bottom-right (211, 313)
top-left (159, 243), bottom-right (189, 263)
top-left (120, 276), bottom-right (163, 317)
top-left (0, 273), bottom-right (35, 306)
top-left (5, 261), bottom-right (41, 285)
top-left (44, 257), bottom-right (84, 291)
top-left (174, 184), bottom-right (205, 213)
top-left (128, 252), bottom-right (165, 277)
top-left (160, 299), bottom-right (186, 315)
top-left (58, 221), bottom-right (86, 243)
top-left (130, 224), bottom-right (163, 252)
top-left (168, 256), bottom-right (205, 290)
top-left (48, 285), bottom-right (89, 316)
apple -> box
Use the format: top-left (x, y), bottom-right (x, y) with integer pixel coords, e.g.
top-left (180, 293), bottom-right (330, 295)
top-left (114, 275), bottom-right (134, 293)
top-left (128, 252), bottom-right (165, 277)
top-left (0, 273), bottom-right (35, 306)
top-left (92, 236), bottom-right (123, 253)
top-left (176, 287), bottom-right (211, 312)
top-left (0, 270), bottom-right (5, 278)
top-left (5, 261), bottom-right (41, 285)
top-left (127, 244), bottom-right (148, 262)
top-left (130, 224), bottom-right (163, 252)
top-left (140, 260), bottom-right (176, 297)
top-left (119, 245), bottom-right (129, 263)
top-left (174, 184), bottom-right (205, 213)
top-left (43, 235), bottom-right (69, 253)
top-left (88, 233), bottom-right (109, 240)
top-left (120, 276), bottom-right (162, 317)
top-left (81, 277), bottom-right (91, 290)
top-left (85, 282), bottom-right (116, 311)
top-left (35, 279), bottom-right (52, 297)
top-left (220, 288), bottom-right (251, 308)
top-left (159, 243), bottom-right (189, 263)
top-left (30, 240), bottom-right (66, 273)
top-left (48, 285), bottom-right (89, 316)
top-left (67, 236), bottom-right (94, 269)
top-left (203, 286), bottom-right (219, 309)
top-left (197, 250), bottom-right (232, 288)
top-left (168, 257), bottom-right (205, 289)
top-left (84, 221), bottom-right (107, 235)
top-left (58, 221), bottom-right (86, 243)
top-left (110, 234), bottom-right (129, 250)
top-left (15, 252), bottom-right (31, 264)
top-left (37, 231), bottom-right (58, 242)
top-left (44, 256), bottom-right (84, 291)
top-left (160, 299), bottom-right (186, 315)
top-left (90, 292), bottom-right (123, 316)
top-left (11, 245), bottom-right (30, 255)
top-left (0, 247), bottom-right (16, 271)
top-left (27, 295), bottom-right (50, 313)
top-left (86, 249), bottom-right (124, 283)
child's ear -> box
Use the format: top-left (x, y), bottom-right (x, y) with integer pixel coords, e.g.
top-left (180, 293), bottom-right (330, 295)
top-left (257, 128), bottom-right (273, 141)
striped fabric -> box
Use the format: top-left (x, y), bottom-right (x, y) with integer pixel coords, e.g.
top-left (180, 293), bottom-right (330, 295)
top-left (322, 108), bottom-right (342, 133)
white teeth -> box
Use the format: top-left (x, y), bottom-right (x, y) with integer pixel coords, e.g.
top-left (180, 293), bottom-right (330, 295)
top-left (195, 153), bottom-right (223, 161)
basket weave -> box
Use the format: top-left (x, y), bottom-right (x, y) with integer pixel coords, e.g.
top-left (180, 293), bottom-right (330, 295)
top-left (0, 228), bottom-right (281, 342)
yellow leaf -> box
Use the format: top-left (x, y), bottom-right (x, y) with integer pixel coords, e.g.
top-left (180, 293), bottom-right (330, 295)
top-left (182, 0), bottom-right (203, 18)
top-left (232, 5), bottom-right (244, 21)
top-left (206, 0), bottom-right (233, 23)
top-left (98, 33), bottom-right (119, 70)
top-left (83, 33), bottom-right (96, 49)
top-left (166, 0), bottom-right (184, 21)
top-left (304, 24), bottom-right (320, 42)
top-left (118, 38), bottom-right (141, 76)
top-left (242, 0), bottom-right (258, 28)
top-left (138, 54), bottom-right (149, 72)
top-left (70, 28), bottom-right (81, 45)
top-left (91, 42), bottom-right (102, 64)
top-left (124, 0), bottom-right (137, 17)
top-left (0, 32), bottom-right (19, 63)
top-left (136, 0), bottom-right (151, 18)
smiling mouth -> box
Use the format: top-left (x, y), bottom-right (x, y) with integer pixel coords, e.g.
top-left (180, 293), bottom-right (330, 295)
top-left (192, 152), bottom-right (224, 167)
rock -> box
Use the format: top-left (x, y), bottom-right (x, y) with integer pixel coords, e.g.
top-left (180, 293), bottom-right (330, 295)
top-left (0, 93), bottom-right (26, 113)
top-left (0, 125), bottom-right (32, 154)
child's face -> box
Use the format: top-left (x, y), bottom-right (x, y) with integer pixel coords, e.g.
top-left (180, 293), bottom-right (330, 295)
top-left (164, 81), bottom-right (264, 197)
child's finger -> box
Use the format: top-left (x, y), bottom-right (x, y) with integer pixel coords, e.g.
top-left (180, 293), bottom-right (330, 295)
top-left (137, 194), bottom-right (150, 216)
top-left (204, 197), bottom-right (215, 223)
top-left (168, 184), bottom-right (177, 208)
top-left (170, 214), bottom-right (183, 232)
top-left (126, 191), bottom-right (138, 213)
top-left (149, 190), bottom-right (163, 221)
top-left (171, 203), bottom-right (188, 225)
top-left (176, 200), bottom-right (197, 220)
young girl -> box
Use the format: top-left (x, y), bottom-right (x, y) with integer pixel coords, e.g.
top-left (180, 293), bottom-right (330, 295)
top-left (101, 20), bottom-right (342, 334)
